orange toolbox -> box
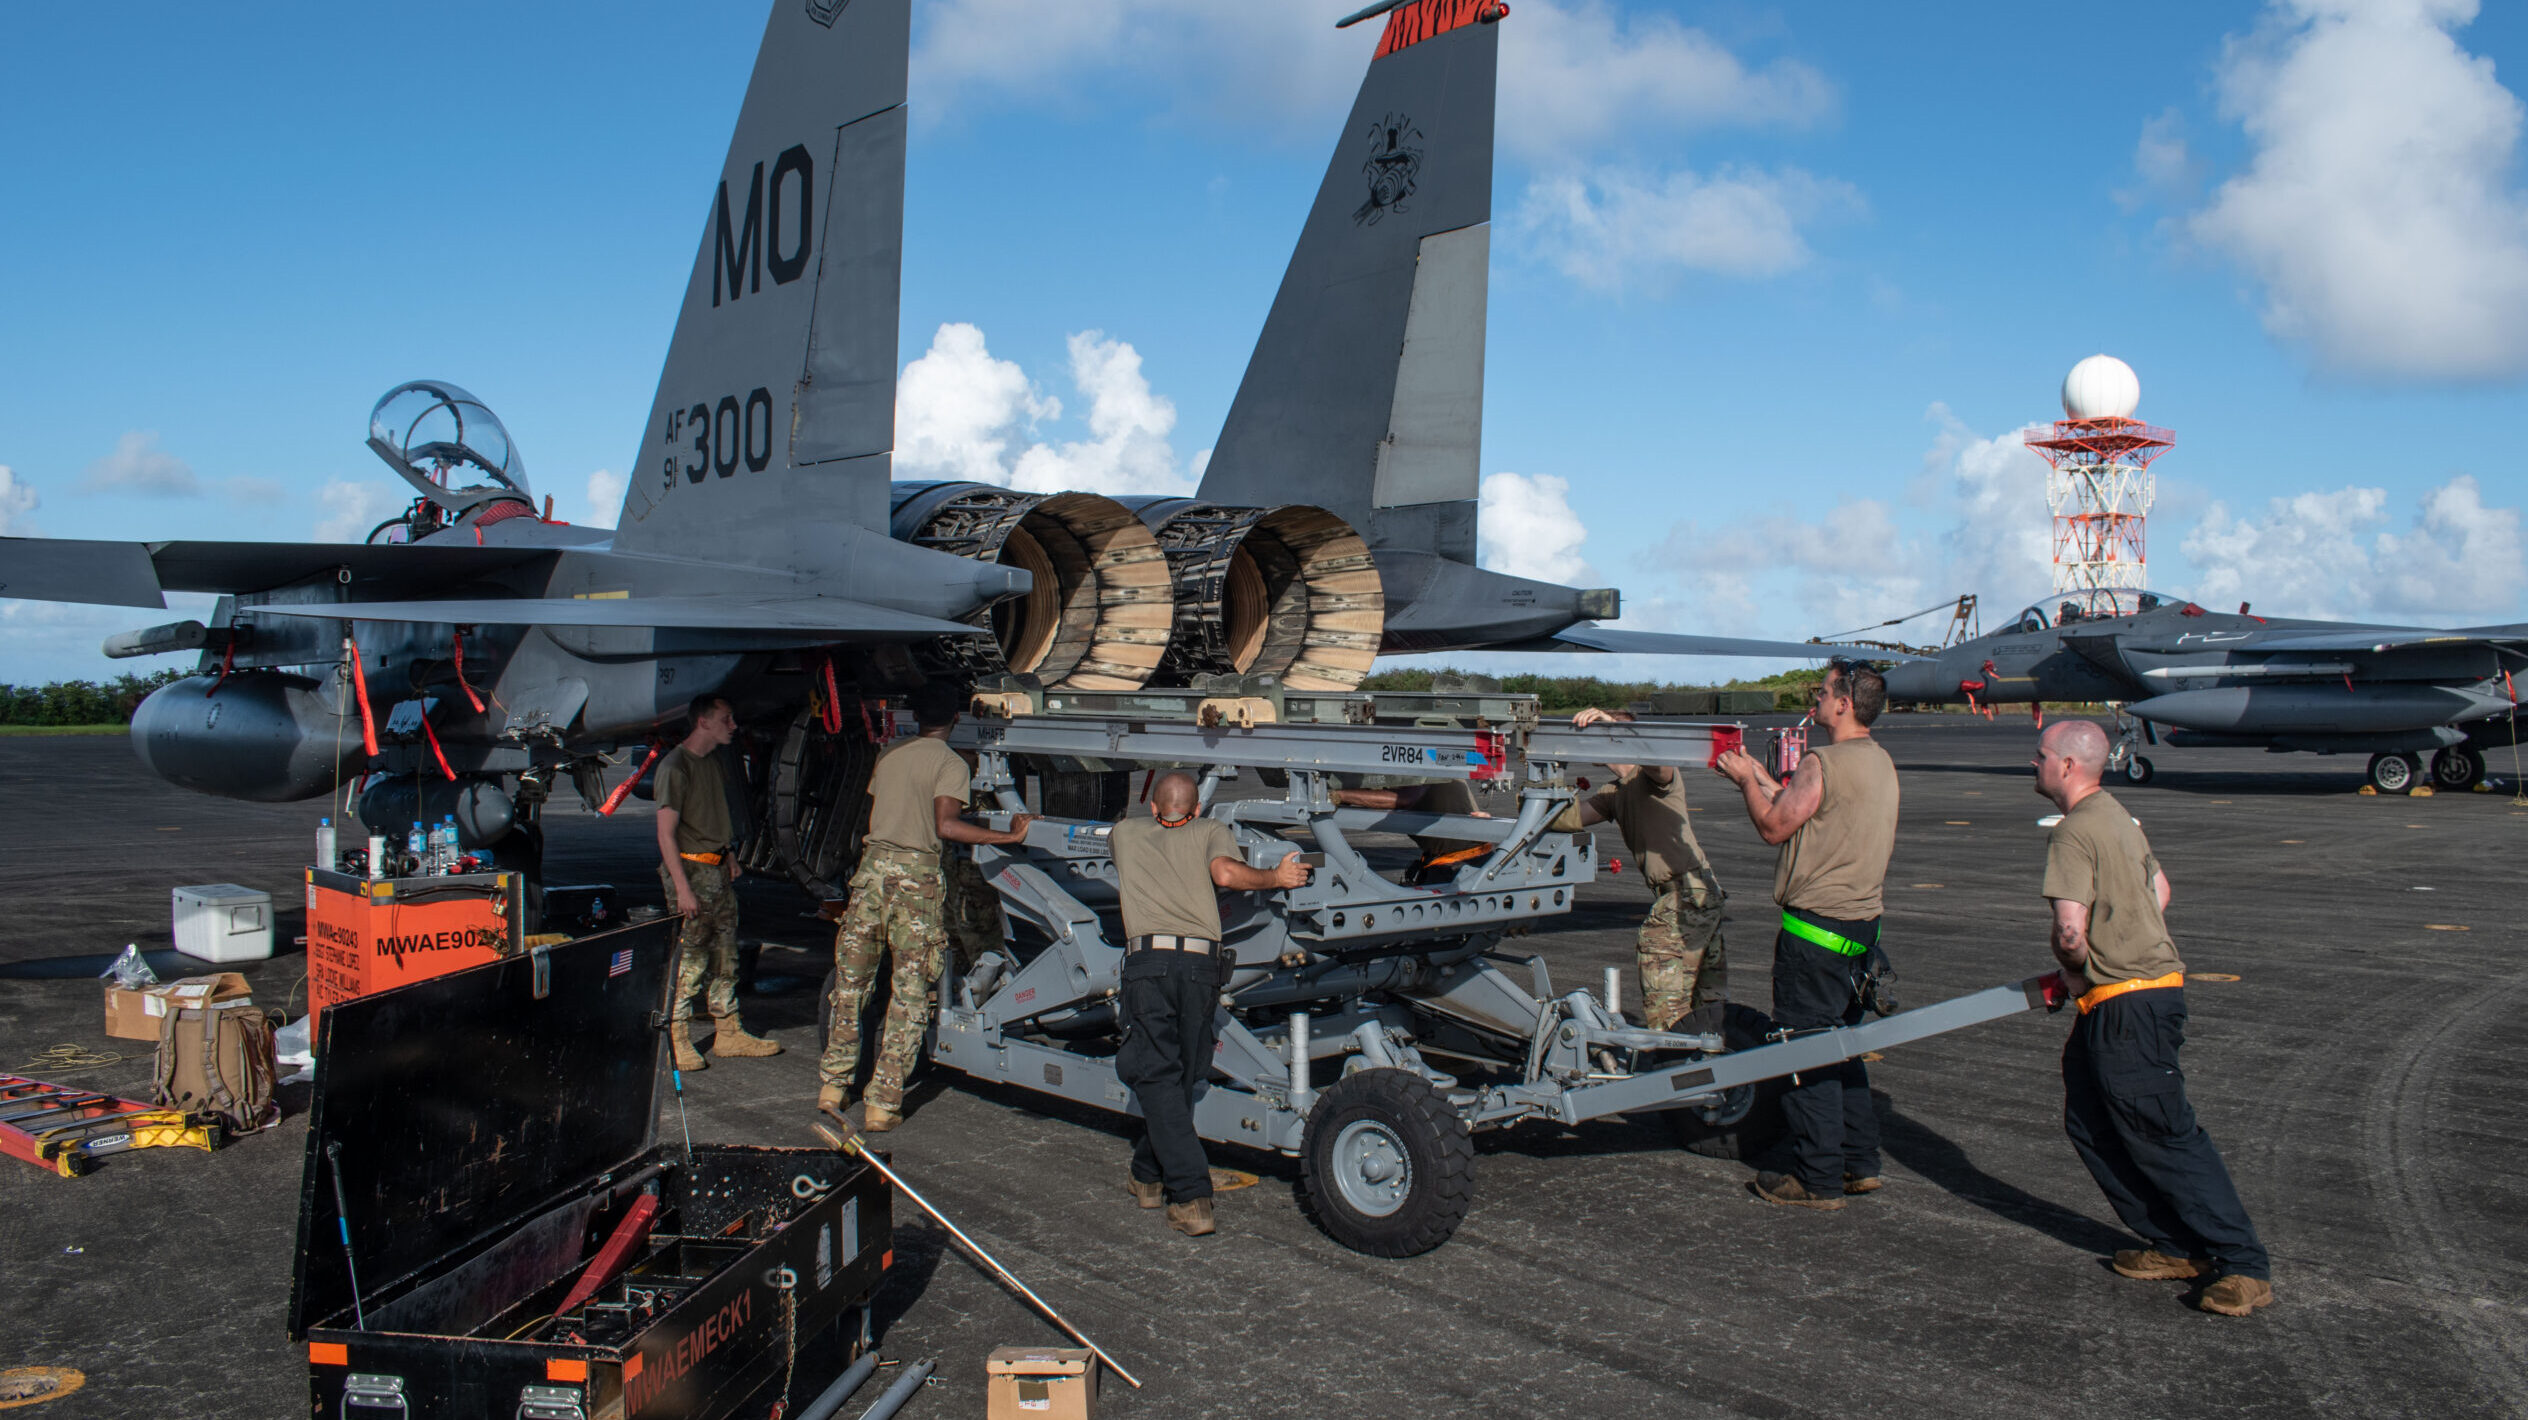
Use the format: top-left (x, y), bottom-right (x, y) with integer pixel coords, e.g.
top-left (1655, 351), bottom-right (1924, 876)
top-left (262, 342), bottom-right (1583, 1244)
top-left (305, 868), bottom-right (524, 1033)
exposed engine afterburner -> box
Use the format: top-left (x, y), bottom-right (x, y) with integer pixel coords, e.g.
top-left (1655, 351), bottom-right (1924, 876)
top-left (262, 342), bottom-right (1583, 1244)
top-left (889, 485), bottom-right (1173, 689)
top-left (1129, 500), bottom-right (1385, 690)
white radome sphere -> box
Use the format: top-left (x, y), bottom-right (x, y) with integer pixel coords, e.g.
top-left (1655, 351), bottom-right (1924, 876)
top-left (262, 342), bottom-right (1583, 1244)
top-left (2061, 354), bottom-right (2140, 420)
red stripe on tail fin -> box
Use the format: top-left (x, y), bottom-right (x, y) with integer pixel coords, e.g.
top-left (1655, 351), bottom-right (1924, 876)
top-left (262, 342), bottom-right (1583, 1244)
top-left (1374, 0), bottom-right (1499, 60)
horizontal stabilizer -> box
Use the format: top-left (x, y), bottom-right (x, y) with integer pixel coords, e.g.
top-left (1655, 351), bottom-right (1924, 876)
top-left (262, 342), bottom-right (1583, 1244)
top-left (0, 538), bottom-right (170, 607)
top-left (256, 594), bottom-right (987, 640)
top-left (1546, 623), bottom-right (1931, 662)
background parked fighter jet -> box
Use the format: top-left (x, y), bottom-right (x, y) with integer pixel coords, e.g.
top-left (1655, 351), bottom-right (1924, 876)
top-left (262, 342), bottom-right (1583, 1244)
top-left (1880, 589), bottom-right (2528, 793)
top-left (0, 0), bottom-right (1882, 901)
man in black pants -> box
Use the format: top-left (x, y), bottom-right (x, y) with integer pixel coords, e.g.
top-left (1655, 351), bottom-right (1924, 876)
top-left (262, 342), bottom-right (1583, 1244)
top-left (1716, 660), bottom-right (1900, 1210)
top-left (2036, 719), bottom-right (2272, 1315)
top-left (1108, 772), bottom-right (1309, 1237)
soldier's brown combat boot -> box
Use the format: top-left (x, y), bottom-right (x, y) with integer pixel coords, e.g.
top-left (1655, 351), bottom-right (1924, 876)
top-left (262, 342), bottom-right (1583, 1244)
top-left (1166, 1197), bottom-right (1216, 1237)
top-left (670, 1021), bottom-right (707, 1073)
top-left (1843, 1173), bottom-right (1884, 1196)
top-left (1125, 1176), bottom-right (1164, 1209)
top-left (861, 1102), bottom-right (902, 1134)
top-left (2112, 1248), bottom-right (2209, 1281)
top-left (1751, 1173), bottom-right (1846, 1211)
top-left (816, 1083), bottom-right (847, 1115)
top-left (2195, 1274), bottom-right (2274, 1316)
top-left (709, 1018), bottom-right (782, 1058)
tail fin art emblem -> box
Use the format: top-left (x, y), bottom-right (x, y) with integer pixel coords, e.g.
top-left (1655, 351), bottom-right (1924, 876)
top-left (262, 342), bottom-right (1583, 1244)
top-left (1355, 111), bottom-right (1423, 226)
top-left (806, 0), bottom-right (851, 27)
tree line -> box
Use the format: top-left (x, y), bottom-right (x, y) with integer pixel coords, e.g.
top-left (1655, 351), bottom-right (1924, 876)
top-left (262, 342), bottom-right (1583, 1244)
top-left (0, 670), bottom-right (187, 725)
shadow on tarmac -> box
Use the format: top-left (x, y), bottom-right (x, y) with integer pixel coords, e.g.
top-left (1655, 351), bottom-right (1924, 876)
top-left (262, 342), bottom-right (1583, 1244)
top-left (1879, 1104), bottom-right (2128, 1255)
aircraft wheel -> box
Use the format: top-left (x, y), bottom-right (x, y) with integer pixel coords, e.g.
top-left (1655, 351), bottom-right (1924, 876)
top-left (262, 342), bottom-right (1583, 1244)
top-left (1300, 1068), bottom-right (1475, 1257)
top-left (1038, 768), bottom-right (1130, 820)
top-left (2119, 755), bottom-right (2156, 786)
top-left (2433, 747), bottom-right (2486, 791)
top-left (1667, 1003), bottom-right (1791, 1161)
top-left (2368, 753), bottom-right (2420, 794)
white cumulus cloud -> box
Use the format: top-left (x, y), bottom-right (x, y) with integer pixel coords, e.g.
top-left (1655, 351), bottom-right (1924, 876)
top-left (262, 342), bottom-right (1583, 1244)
top-left (1499, 0), bottom-right (1833, 162)
top-left (2188, 0), bottom-right (2528, 379)
top-left (1516, 165), bottom-right (1862, 289)
top-left (894, 323), bottom-right (1198, 497)
top-left (314, 480), bottom-right (401, 544)
top-left (2182, 474), bottom-right (2523, 624)
top-left (1477, 471), bottom-right (1595, 584)
top-left (0, 465), bottom-right (39, 535)
top-left (81, 431), bottom-right (197, 496)
top-left (581, 469), bottom-right (625, 529)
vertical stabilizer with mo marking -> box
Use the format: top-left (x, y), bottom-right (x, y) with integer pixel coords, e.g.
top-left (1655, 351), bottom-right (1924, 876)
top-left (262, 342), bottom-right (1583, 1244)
top-left (1196, 0), bottom-right (1499, 564)
top-left (614, 0), bottom-right (910, 567)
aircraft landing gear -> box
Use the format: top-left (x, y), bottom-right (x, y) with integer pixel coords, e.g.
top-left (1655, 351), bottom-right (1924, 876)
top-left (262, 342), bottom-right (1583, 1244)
top-left (2118, 755), bottom-right (2156, 786)
top-left (2432, 746), bottom-right (2487, 791)
top-left (2367, 752), bottom-right (2421, 794)
top-left (2106, 707), bottom-right (2153, 786)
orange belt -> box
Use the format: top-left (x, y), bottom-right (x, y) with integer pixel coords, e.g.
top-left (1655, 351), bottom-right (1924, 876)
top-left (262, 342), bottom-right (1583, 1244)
top-left (679, 851), bottom-right (724, 866)
top-left (2076, 969), bottom-right (2184, 1015)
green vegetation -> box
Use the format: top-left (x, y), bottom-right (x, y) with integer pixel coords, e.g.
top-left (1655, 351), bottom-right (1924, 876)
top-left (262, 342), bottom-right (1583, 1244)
top-left (0, 670), bottom-right (186, 726)
top-left (1363, 666), bottom-right (1828, 713)
top-left (0, 723), bottom-right (129, 736)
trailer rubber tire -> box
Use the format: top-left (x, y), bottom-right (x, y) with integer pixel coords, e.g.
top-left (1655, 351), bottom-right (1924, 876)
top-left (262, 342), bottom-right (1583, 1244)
top-left (1038, 768), bottom-right (1131, 821)
top-left (1300, 1069), bottom-right (1475, 1257)
top-left (1668, 1003), bottom-right (1792, 1162)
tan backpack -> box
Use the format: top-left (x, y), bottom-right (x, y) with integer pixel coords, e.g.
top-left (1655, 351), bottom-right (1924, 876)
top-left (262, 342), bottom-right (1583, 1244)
top-left (152, 999), bottom-right (279, 1136)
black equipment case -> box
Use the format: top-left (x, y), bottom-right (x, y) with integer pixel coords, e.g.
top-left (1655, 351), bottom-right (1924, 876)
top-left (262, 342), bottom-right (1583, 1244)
top-left (288, 921), bottom-right (892, 1419)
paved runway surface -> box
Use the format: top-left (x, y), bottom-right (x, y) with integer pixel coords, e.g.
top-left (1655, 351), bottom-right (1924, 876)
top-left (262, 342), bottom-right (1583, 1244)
top-left (1, 719), bottom-right (2522, 1418)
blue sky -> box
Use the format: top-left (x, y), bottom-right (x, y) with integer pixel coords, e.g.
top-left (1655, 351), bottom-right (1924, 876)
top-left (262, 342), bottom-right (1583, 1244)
top-left (4, 0), bottom-right (2525, 682)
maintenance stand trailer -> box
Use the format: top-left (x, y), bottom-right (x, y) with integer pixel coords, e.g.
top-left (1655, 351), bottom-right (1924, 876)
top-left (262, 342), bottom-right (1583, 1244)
top-left (896, 701), bottom-right (2058, 1256)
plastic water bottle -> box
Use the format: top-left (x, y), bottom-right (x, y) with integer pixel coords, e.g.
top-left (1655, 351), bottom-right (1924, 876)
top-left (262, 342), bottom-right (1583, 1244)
top-left (406, 826), bottom-right (426, 877)
top-left (441, 815), bottom-right (460, 873)
top-left (316, 817), bottom-right (336, 873)
top-left (367, 834), bottom-right (387, 880)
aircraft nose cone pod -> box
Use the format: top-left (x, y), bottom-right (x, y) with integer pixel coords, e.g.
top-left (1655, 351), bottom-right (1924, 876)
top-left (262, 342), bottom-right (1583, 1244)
top-left (366, 380), bottom-right (533, 513)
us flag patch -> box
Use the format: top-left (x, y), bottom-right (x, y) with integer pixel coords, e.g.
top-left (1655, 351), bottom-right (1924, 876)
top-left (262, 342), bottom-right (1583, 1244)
top-left (609, 949), bottom-right (633, 978)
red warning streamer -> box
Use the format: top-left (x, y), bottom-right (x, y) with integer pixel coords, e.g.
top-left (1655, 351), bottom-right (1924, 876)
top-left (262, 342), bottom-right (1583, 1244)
top-left (417, 707), bottom-right (457, 782)
top-left (345, 639), bottom-right (381, 757)
top-left (821, 659), bottom-right (845, 736)
top-left (599, 743), bottom-right (664, 817)
top-left (205, 640), bottom-right (235, 698)
top-left (449, 630), bottom-right (487, 714)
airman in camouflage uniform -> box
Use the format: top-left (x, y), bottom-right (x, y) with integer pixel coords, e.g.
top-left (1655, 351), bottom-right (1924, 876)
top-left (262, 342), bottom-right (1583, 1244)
top-left (655, 694), bottom-right (780, 1071)
top-left (1559, 706), bottom-right (1729, 1029)
top-left (943, 851), bottom-right (1006, 977)
top-left (818, 685), bottom-right (1030, 1131)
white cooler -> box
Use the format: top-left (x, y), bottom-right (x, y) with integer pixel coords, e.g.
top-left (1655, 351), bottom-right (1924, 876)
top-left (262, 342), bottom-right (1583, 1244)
top-left (172, 883), bottom-right (274, 963)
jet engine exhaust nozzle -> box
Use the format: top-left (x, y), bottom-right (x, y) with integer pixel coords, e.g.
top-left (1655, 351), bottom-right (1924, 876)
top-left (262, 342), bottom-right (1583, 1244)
top-left (1132, 500), bottom-right (1386, 690)
top-left (890, 485), bottom-right (1173, 690)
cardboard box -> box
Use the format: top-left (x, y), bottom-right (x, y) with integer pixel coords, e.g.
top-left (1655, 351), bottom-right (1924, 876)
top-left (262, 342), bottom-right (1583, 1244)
top-left (986, 1348), bottom-right (1097, 1420)
top-left (104, 972), bottom-right (252, 1042)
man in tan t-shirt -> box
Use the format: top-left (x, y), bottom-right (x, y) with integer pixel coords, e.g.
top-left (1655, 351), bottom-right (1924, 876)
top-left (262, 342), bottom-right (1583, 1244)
top-left (654, 694), bottom-right (779, 1071)
top-left (1557, 706), bottom-right (1728, 1028)
top-left (820, 683), bottom-right (1031, 1132)
top-left (2036, 719), bottom-right (2271, 1316)
top-left (1715, 660), bottom-right (1900, 1211)
top-left (1110, 771), bottom-right (1308, 1238)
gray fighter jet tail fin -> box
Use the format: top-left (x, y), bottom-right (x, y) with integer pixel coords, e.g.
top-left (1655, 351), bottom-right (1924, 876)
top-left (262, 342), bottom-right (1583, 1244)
top-left (611, 0), bottom-right (911, 566)
top-left (1195, 0), bottom-right (1499, 565)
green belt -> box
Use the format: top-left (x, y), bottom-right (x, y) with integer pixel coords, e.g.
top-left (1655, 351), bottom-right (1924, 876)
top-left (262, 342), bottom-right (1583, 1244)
top-left (1780, 911), bottom-right (1873, 957)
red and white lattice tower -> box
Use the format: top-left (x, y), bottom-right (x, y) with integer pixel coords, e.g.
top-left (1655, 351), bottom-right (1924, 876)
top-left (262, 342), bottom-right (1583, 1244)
top-left (2023, 354), bottom-right (2173, 618)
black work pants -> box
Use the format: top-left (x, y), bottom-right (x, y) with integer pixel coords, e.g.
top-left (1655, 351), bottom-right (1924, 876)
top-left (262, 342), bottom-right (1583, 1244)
top-left (2063, 989), bottom-right (2269, 1279)
top-left (1771, 914), bottom-right (1882, 1194)
top-left (1117, 947), bottom-right (1220, 1204)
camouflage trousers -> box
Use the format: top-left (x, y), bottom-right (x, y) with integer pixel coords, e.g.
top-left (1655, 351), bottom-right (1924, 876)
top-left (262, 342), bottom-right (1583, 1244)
top-left (822, 846), bottom-right (949, 1109)
top-left (1639, 871), bottom-right (1728, 1029)
top-left (660, 858), bottom-right (740, 1024)
top-left (942, 852), bottom-right (1006, 976)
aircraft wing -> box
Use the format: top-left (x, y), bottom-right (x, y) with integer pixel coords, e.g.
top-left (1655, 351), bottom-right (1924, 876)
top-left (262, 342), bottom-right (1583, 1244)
top-left (1, 537), bottom-right (559, 608)
top-left (255, 594), bottom-right (987, 639)
top-left (2229, 626), bottom-right (2528, 655)
top-left (1543, 623), bottom-right (1932, 661)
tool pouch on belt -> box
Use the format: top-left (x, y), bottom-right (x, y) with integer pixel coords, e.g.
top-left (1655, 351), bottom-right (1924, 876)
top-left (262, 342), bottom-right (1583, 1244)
top-left (1855, 945), bottom-right (1900, 1018)
top-left (153, 999), bottom-right (279, 1135)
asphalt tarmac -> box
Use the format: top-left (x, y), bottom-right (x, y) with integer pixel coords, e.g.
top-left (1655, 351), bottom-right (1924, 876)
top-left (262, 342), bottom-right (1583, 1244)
top-left (1, 718), bottom-right (2521, 1418)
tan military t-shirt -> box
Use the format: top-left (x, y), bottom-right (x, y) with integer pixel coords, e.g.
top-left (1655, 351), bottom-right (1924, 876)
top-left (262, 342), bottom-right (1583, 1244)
top-left (1773, 737), bottom-right (1899, 919)
top-left (1409, 779), bottom-right (1488, 862)
top-left (863, 735), bottom-right (971, 856)
top-left (1109, 815), bottom-right (1239, 942)
top-left (655, 746), bottom-right (732, 855)
top-left (1584, 767), bottom-right (1713, 888)
top-left (2043, 789), bottom-right (2182, 988)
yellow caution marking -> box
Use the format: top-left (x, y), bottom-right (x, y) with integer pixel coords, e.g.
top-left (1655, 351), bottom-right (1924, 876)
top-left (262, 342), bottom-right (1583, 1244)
top-left (2425, 924), bottom-right (2471, 932)
top-left (572, 590), bottom-right (631, 600)
top-left (2209, 800), bottom-right (2232, 805)
top-left (1910, 883), bottom-right (1944, 889)
top-left (2193, 973), bottom-right (2242, 983)
top-left (1944, 820), bottom-right (1971, 826)
top-left (2281, 839), bottom-right (2305, 844)
top-left (1861, 1052), bottom-right (1886, 1063)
